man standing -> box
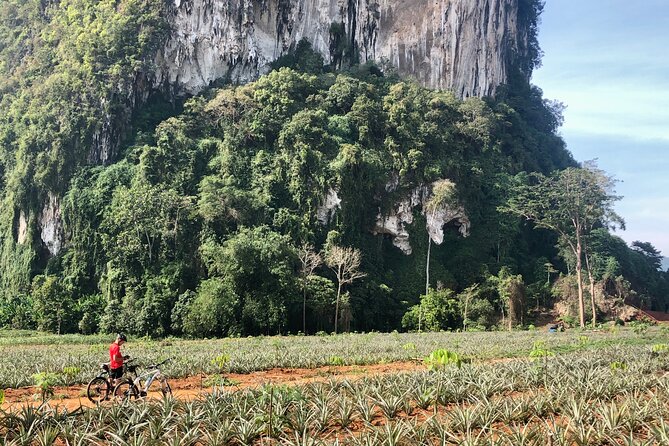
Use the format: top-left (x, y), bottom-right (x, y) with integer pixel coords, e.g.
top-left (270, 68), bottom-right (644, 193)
top-left (109, 333), bottom-right (128, 385)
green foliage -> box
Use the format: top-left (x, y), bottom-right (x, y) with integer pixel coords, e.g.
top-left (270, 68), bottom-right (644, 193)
top-left (609, 361), bottom-right (627, 371)
top-left (271, 39), bottom-right (326, 74)
top-left (31, 371), bottom-right (59, 402)
top-left (402, 289), bottom-right (461, 332)
top-left (423, 349), bottom-right (465, 370)
top-left (211, 353), bottom-right (230, 372)
top-left (182, 278), bottom-right (239, 338)
top-left (558, 315), bottom-right (577, 328)
top-left (629, 320), bottom-right (652, 335)
top-left (61, 366), bottom-right (80, 386)
top-left (31, 275), bottom-right (75, 334)
top-left (652, 343), bottom-right (669, 354)
top-left (529, 340), bottom-right (554, 360)
top-left (328, 356), bottom-right (345, 366)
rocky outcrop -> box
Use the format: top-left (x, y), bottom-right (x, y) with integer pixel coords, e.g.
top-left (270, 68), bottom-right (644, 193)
top-left (317, 189), bottom-right (342, 225)
top-left (157, 0), bottom-right (528, 97)
top-left (39, 192), bottom-right (64, 256)
top-left (374, 192), bottom-right (417, 254)
top-left (16, 210), bottom-right (28, 245)
top-left (373, 181), bottom-right (470, 255)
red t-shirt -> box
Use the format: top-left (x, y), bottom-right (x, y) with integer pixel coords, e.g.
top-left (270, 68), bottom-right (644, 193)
top-left (109, 343), bottom-right (123, 369)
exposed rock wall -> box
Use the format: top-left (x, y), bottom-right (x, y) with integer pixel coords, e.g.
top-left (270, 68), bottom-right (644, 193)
top-left (372, 181), bottom-right (470, 255)
top-left (39, 192), bottom-right (64, 257)
top-left (156, 0), bottom-right (526, 97)
top-left (317, 189), bottom-right (342, 225)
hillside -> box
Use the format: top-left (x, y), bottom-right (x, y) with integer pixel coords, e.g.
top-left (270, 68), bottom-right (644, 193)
top-left (0, 0), bottom-right (667, 336)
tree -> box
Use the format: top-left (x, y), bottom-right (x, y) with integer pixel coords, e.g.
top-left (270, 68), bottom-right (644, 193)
top-left (493, 268), bottom-right (526, 330)
top-left (421, 179), bottom-right (458, 331)
top-left (31, 275), bottom-right (74, 334)
top-left (298, 243), bottom-right (323, 334)
top-left (457, 284), bottom-right (480, 331)
top-left (502, 166), bottom-right (622, 327)
top-left (325, 245), bottom-right (366, 333)
top-left (201, 227), bottom-right (298, 335)
top-left (183, 278), bottom-right (240, 338)
top-left (631, 241), bottom-right (663, 271)
top-left (402, 288), bottom-right (461, 331)
top-left (580, 162), bottom-right (624, 326)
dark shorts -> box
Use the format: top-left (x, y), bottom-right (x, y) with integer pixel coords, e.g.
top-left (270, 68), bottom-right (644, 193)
top-left (110, 367), bottom-right (123, 379)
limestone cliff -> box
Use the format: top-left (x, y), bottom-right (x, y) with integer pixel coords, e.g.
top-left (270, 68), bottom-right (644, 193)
top-left (372, 182), bottom-right (470, 255)
top-left (156, 0), bottom-right (530, 98)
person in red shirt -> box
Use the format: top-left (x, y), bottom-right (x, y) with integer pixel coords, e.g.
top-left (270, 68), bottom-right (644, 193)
top-left (109, 333), bottom-right (128, 385)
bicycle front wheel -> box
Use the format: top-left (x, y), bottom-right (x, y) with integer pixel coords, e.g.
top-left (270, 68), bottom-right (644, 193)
top-left (160, 379), bottom-right (172, 398)
top-left (86, 377), bottom-right (109, 404)
top-left (113, 380), bottom-right (139, 402)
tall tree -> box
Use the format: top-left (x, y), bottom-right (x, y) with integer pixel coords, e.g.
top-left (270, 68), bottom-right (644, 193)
top-left (502, 166), bottom-right (622, 327)
top-left (325, 246), bottom-right (366, 333)
top-left (422, 179), bottom-right (458, 331)
top-left (298, 243), bottom-right (323, 334)
top-left (580, 162), bottom-right (624, 325)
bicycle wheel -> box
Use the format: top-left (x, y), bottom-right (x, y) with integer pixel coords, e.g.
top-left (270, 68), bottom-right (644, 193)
top-left (113, 380), bottom-right (139, 402)
top-left (160, 379), bottom-right (172, 398)
top-left (86, 377), bottom-right (109, 404)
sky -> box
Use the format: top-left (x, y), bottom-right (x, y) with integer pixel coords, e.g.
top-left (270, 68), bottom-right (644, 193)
top-left (532, 0), bottom-right (669, 259)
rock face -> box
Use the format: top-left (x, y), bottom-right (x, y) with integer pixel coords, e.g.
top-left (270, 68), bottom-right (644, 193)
top-left (157, 0), bottom-right (528, 97)
top-left (17, 211), bottom-right (28, 245)
top-left (373, 181), bottom-right (470, 255)
top-left (39, 192), bottom-right (64, 257)
top-left (317, 189), bottom-right (342, 225)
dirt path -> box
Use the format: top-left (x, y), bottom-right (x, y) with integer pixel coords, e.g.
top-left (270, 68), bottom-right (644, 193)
top-left (1, 361), bottom-right (424, 412)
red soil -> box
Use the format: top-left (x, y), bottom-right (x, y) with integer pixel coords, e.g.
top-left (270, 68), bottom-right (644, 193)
top-left (1, 361), bottom-right (424, 412)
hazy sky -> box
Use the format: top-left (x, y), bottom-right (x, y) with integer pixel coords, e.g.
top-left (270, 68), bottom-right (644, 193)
top-left (532, 1), bottom-right (669, 257)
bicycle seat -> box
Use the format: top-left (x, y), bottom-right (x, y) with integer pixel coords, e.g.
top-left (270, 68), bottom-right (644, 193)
top-left (101, 363), bottom-right (110, 372)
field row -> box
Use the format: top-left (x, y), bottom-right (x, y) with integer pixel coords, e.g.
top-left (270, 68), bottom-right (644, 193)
top-left (0, 328), bottom-right (664, 388)
top-left (2, 344), bottom-right (669, 444)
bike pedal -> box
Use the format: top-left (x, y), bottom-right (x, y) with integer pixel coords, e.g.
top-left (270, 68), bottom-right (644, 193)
top-left (140, 391), bottom-right (147, 397)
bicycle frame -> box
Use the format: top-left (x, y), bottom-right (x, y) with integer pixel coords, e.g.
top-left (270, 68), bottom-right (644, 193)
top-left (132, 367), bottom-right (163, 393)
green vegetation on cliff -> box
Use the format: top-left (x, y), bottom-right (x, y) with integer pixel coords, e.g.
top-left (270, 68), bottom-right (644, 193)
top-left (0, 1), bottom-right (666, 336)
top-left (0, 0), bottom-right (168, 293)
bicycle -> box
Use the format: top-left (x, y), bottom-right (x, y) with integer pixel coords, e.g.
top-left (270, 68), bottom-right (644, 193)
top-left (86, 358), bottom-right (139, 404)
top-left (113, 358), bottom-right (172, 401)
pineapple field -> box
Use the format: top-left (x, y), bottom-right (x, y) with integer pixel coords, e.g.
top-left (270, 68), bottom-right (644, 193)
top-left (1, 327), bottom-right (669, 444)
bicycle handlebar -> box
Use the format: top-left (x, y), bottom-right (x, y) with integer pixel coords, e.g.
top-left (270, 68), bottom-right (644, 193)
top-left (121, 357), bottom-right (171, 369)
top-left (148, 358), bottom-right (171, 369)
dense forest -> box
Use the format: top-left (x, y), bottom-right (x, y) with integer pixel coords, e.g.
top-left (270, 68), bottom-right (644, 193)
top-left (0, 0), bottom-right (666, 336)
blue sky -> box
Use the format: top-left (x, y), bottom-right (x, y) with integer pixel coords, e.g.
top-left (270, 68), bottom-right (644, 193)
top-left (532, 0), bottom-right (669, 258)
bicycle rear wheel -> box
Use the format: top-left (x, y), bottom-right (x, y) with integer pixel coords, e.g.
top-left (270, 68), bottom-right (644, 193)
top-left (86, 377), bottom-right (109, 404)
top-left (113, 380), bottom-right (139, 402)
top-left (160, 379), bottom-right (172, 398)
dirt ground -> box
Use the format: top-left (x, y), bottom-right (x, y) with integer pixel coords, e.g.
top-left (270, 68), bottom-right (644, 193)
top-left (1, 361), bottom-right (424, 412)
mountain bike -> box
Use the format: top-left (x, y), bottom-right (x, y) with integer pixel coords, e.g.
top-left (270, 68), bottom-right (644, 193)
top-left (86, 358), bottom-right (138, 404)
top-left (113, 358), bottom-right (172, 401)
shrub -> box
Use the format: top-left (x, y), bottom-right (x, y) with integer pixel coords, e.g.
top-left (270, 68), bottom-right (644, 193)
top-left (424, 349), bottom-right (465, 370)
top-left (402, 289), bottom-right (461, 332)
